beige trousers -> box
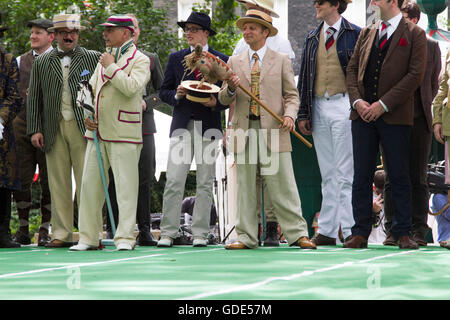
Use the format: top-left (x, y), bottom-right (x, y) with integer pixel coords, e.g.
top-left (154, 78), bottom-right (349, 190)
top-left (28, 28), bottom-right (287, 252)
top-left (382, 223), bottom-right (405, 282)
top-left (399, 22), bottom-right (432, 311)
top-left (235, 120), bottom-right (309, 248)
top-left (78, 139), bottom-right (142, 247)
top-left (46, 119), bottom-right (86, 242)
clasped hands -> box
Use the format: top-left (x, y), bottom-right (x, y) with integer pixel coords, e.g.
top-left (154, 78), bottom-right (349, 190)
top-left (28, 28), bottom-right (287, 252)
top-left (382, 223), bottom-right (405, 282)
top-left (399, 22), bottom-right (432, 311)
top-left (355, 100), bottom-right (386, 122)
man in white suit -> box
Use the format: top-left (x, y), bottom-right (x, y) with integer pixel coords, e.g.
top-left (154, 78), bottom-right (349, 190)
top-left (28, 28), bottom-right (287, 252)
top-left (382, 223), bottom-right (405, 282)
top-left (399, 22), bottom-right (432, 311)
top-left (219, 10), bottom-right (315, 250)
top-left (70, 15), bottom-right (150, 251)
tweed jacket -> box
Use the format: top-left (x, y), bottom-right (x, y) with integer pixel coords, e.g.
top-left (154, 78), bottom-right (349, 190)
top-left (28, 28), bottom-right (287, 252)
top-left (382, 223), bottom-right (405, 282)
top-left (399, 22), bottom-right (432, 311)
top-left (26, 46), bottom-right (101, 152)
top-left (218, 48), bottom-right (299, 153)
top-left (432, 48), bottom-right (450, 136)
top-left (86, 42), bottom-right (150, 143)
top-left (419, 38), bottom-right (441, 132)
top-left (0, 47), bottom-right (22, 190)
top-left (346, 18), bottom-right (427, 126)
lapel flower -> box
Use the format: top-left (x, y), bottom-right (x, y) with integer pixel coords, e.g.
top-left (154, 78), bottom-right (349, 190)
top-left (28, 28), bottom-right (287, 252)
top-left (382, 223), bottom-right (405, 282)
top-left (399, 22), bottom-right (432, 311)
top-left (398, 38), bottom-right (408, 47)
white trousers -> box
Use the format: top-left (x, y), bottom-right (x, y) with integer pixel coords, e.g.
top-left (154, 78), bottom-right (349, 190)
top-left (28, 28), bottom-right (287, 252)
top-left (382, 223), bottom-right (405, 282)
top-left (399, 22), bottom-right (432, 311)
top-left (78, 139), bottom-right (141, 247)
top-left (312, 93), bottom-right (354, 239)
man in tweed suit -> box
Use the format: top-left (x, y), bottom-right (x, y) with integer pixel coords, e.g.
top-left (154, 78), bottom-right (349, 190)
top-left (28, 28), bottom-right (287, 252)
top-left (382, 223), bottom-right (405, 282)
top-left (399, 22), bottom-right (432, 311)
top-left (27, 14), bottom-right (100, 248)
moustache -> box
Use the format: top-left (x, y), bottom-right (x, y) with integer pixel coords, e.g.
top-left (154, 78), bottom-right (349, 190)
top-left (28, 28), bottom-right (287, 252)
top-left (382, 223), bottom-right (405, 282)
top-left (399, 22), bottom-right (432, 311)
top-left (63, 38), bottom-right (74, 43)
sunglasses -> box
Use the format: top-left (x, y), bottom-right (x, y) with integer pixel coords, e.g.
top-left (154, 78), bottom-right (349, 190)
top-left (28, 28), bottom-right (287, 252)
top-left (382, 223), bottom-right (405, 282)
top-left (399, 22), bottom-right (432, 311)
top-left (313, 0), bottom-right (327, 5)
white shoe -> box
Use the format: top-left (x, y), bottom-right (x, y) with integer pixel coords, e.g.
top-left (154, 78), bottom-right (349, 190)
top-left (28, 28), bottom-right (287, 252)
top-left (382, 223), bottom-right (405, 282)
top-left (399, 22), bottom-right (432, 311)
top-left (157, 236), bottom-right (173, 247)
top-left (193, 238), bottom-right (208, 247)
top-left (116, 242), bottom-right (135, 251)
top-left (69, 243), bottom-right (98, 251)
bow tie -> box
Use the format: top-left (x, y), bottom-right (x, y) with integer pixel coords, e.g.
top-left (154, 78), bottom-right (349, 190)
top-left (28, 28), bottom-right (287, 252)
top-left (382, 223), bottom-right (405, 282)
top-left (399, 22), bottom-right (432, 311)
top-left (57, 50), bottom-right (74, 59)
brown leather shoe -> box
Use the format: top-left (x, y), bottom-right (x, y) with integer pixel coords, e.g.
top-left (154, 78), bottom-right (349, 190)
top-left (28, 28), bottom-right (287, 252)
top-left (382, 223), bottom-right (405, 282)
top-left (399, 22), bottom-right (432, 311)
top-left (45, 239), bottom-right (74, 248)
top-left (383, 234), bottom-right (397, 246)
top-left (311, 233), bottom-right (336, 246)
top-left (225, 241), bottom-right (250, 250)
top-left (439, 240), bottom-right (450, 249)
top-left (295, 236), bottom-right (317, 249)
top-left (398, 236), bottom-right (419, 249)
top-left (412, 233), bottom-right (427, 247)
top-left (343, 235), bottom-right (368, 248)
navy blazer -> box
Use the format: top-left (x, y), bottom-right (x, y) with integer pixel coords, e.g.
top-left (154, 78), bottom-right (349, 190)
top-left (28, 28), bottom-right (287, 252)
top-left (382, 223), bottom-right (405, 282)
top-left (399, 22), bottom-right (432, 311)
top-left (159, 47), bottom-right (228, 137)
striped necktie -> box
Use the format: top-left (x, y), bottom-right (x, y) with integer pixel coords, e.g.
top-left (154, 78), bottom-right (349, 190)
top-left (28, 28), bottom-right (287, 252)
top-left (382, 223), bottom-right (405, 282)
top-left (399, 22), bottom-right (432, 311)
top-left (325, 27), bottom-right (336, 51)
top-left (379, 21), bottom-right (390, 50)
top-left (250, 53), bottom-right (260, 116)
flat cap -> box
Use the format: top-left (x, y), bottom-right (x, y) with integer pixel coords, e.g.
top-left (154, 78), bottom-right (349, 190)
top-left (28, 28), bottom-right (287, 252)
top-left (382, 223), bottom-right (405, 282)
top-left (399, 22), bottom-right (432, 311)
top-left (27, 18), bottom-right (54, 31)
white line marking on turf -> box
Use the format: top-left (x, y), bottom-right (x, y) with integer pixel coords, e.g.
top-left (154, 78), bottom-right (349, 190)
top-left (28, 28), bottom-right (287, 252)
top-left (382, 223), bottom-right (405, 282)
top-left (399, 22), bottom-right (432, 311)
top-left (179, 250), bottom-right (420, 300)
top-left (0, 249), bottom-right (53, 254)
top-left (0, 248), bottom-right (220, 279)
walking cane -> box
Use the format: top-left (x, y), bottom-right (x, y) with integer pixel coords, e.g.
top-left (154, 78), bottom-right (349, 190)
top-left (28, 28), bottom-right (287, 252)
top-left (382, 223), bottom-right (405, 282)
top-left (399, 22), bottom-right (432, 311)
top-left (91, 115), bottom-right (116, 247)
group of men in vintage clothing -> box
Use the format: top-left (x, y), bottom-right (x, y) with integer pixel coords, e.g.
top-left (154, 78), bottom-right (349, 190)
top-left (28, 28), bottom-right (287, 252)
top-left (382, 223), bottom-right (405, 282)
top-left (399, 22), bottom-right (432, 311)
top-left (1, 0), bottom-right (449, 251)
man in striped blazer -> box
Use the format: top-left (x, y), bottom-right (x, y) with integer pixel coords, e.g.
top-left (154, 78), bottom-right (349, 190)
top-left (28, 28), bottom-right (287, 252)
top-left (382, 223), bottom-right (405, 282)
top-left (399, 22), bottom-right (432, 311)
top-left (26, 14), bottom-right (101, 248)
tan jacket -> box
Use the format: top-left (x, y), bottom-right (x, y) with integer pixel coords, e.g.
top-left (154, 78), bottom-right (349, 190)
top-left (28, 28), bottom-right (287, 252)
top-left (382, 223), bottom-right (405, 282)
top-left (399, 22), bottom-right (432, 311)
top-left (87, 42), bottom-right (150, 143)
top-left (433, 49), bottom-right (450, 136)
top-left (219, 48), bottom-right (299, 153)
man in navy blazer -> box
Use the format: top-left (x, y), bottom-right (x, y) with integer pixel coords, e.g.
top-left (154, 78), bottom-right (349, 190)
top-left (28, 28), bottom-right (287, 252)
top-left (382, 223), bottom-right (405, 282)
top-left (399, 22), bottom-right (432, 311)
top-left (158, 11), bottom-right (228, 247)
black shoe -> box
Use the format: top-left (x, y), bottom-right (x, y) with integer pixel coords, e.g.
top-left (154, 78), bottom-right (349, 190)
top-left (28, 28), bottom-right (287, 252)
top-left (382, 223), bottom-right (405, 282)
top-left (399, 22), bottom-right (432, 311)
top-left (37, 228), bottom-right (51, 247)
top-left (136, 231), bottom-right (158, 246)
top-left (13, 229), bottom-right (31, 245)
top-left (0, 237), bottom-right (21, 248)
top-left (263, 222), bottom-right (279, 247)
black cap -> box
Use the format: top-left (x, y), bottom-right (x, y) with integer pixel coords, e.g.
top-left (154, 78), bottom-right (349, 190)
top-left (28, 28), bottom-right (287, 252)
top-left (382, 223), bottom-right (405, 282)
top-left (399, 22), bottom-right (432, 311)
top-left (177, 12), bottom-right (216, 36)
top-left (27, 18), bottom-right (54, 32)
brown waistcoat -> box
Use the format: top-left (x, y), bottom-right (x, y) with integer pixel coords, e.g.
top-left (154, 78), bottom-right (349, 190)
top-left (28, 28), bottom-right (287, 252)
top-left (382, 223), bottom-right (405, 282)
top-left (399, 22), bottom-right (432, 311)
top-left (17, 50), bottom-right (34, 120)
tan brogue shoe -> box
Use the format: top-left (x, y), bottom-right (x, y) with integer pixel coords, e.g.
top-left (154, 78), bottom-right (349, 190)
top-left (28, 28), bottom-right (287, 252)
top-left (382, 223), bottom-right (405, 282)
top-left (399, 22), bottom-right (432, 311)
top-left (225, 241), bottom-right (250, 250)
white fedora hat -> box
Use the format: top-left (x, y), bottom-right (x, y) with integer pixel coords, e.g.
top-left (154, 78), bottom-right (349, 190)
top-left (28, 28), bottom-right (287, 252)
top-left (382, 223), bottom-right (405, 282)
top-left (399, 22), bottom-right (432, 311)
top-left (237, 0), bottom-right (279, 18)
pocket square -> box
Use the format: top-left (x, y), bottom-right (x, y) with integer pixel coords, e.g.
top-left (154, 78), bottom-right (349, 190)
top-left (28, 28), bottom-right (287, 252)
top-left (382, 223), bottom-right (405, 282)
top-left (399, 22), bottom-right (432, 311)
top-left (398, 38), bottom-right (408, 46)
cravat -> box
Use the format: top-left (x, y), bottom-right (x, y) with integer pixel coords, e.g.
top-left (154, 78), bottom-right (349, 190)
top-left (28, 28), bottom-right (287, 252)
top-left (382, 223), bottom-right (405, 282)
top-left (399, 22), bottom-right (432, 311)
top-left (379, 21), bottom-right (390, 50)
top-left (325, 27), bottom-right (336, 51)
top-left (250, 53), bottom-right (260, 116)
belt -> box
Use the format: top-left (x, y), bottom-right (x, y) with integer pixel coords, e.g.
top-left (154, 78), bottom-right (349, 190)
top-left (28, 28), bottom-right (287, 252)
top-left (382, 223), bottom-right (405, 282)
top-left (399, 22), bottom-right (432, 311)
top-left (248, 114), bottom-right (260, 120)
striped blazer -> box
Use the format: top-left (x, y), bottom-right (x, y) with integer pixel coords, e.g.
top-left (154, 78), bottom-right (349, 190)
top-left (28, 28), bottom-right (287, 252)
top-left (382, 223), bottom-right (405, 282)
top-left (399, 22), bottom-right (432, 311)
top-left (26, 46), bottom-right (100, 152)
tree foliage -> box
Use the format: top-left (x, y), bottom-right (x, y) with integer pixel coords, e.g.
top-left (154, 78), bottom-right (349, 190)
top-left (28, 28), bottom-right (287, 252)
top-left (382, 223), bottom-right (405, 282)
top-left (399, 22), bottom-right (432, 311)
top-left (192, 0), bottom-right (241, 56)
top-left (0, 0), bottom-right (180, 67)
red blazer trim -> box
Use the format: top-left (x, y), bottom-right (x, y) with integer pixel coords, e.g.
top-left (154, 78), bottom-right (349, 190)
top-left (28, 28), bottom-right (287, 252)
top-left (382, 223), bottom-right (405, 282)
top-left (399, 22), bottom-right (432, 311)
top-left (102, 48), bottom-right (138, 81)
top-left (118, 109), bottom-right (141, 123)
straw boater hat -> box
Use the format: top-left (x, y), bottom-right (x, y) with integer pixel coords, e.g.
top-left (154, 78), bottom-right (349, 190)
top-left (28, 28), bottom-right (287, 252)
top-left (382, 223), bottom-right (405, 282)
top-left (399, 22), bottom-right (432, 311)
top-left (180, 80), bottom-right (220, 103)
top-left (99, 15), bottom-right (135, 33)
top-left (48, 14), bottom-right (86, 31)
top-left (236, 9), bottom-right (278, 37)
top-left (237, 0), bottom-right (280, 18)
